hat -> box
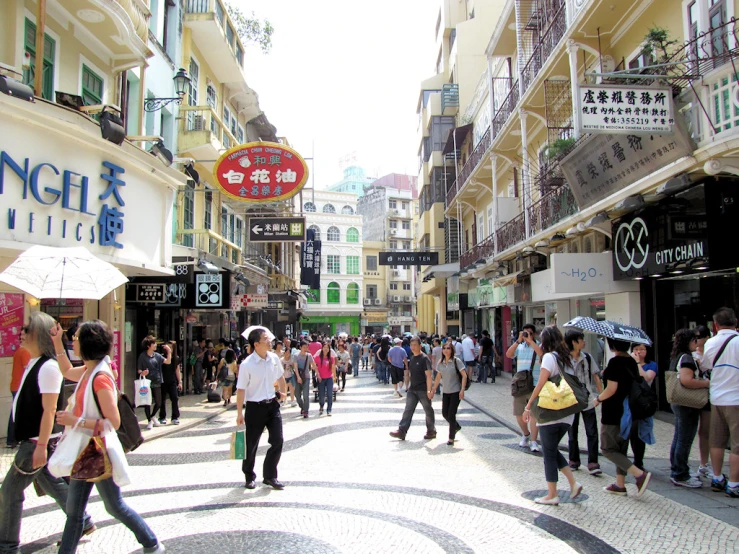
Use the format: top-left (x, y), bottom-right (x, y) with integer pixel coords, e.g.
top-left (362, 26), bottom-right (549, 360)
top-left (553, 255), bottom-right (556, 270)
top-left (393, 338), bottom-right (402, 344)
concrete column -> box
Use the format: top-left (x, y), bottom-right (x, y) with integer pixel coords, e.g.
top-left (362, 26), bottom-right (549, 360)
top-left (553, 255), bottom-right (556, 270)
top-left (567, 40), bottom-right (581, 139)
top-left (491, 155), bottom-right (499, 255)
top-left (438, 293), bottom-right (447, 335)
top-left (605, 292), bottom-right (642, 327)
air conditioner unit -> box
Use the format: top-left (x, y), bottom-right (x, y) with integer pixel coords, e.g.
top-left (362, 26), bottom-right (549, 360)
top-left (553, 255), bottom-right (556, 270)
top-left (393, 295), bottom-right (401, 302)
top-left (192, 115), bottom-right (205, 131)
top-left (374, 298), bottom-right (382, 305)
top-left (393, 270), bottom-right (400, 277)
top-left (363, 298), bottom-right (372, 306)
top-left (390, 229), bottom-right (397, 235)
top-left (581, 231), bottom-right (607, 253)
top-left (404, 296), bottom-right (412, 302)
top-left (584, 55), bottom-right (616, 84)
top-left (568, 237), bottom-right (581, 254)
top-left (392, 209), bottom-right (399, 215)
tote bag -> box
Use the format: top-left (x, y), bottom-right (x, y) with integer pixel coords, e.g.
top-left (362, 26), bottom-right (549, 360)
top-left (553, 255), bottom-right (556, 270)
top-left (134, 378), bottom-right (152, 407)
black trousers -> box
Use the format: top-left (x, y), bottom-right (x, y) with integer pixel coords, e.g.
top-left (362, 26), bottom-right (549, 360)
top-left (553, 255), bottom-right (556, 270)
top-left (159, 382), bottom-right (180, 421)
top-left (144, 386), bottom-right (162, 422)
top-left (630, 419), bottom-right (646, 470)
top-left (442, 392), bottom-right (461, 440)
top-left (242, 400), bottom-right (283, 482)
top-left (568, 408), bottom-right (599, 465)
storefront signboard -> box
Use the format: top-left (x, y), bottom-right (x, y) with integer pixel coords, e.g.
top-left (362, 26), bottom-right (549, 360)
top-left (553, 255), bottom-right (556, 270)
top-left (379, 252), bottom-right (439, 266)
top-left (560, 123), bottom-right (694, 210)
top-left (300, 228), bottom-right (321, 290)
top-left (248, 217), bottom-right (306, 242)
top-left (577, 85), bottom-right (675, 135)
top-left (0, 293), bottom-right (23, 357)
top-left (195, 274), bottom-right (223, 308)
top-left (213, 142), bottom-right (309, 203)
top-left (112, 329), bottom-right (122, 389)
top-left (136, 284), bottom-right (165, 303)
top-left (365, 312), bottom-right (388, 323)
top-left (552, 253), bottom-right (613, 293)
top-left (232, 294), bottom-right (268, 309)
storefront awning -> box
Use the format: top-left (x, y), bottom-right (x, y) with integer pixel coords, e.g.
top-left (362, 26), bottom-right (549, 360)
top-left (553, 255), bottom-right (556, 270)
top-left (442, 124), bottom-right (473, 155)
top-left (494, 271), bottom-right (523, 288)
top-left (422, 262), bottom-right (460, 279)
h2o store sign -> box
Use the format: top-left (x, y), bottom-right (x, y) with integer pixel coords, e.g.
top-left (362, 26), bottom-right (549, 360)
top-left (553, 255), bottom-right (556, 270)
top-left (612, 210), bottom-right (709, 280)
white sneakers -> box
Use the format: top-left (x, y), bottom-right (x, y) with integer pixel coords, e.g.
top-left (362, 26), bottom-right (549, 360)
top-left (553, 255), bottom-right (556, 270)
top-left (152, 419), bottom-right (161, 427)
top-left (529, 440), bottom-right (541, 453)
top-left (146, 420), bottom-right (154, 431)
top-left (519, 435), bottom-right (530, 448)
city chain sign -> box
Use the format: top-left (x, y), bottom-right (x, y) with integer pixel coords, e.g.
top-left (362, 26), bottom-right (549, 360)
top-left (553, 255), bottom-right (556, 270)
top-left (213, 141), bottom-right (308, 203)
top-left (379, 252), bottom-right (439, 265)
top-left (577, 85), bottom-right (675, 135)
top-left (248, 217), bottom-right (306, 242)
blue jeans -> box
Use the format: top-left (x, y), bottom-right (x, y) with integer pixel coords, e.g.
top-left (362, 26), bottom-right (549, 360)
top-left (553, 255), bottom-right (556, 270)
top-left (538, 423), bottom-right (571, 483)
top-left (6, 392), bottom-right (16, 446)
top-left (295, 377), bottom-right (310, 414)
top-left (318, 377), bottom-right (334, 412)
top-left (59, 477), bottom-right (157, 554)
top-left (351, 356), bottom-right (360, 376)
top-left (478, 356), bottom-right (493, 383)
top-left (377, 361), bottom-right (388, 384)
top-left (670, 403), bottom-right (701, 481)
top-left (0, 441), bottom-right (92, 554)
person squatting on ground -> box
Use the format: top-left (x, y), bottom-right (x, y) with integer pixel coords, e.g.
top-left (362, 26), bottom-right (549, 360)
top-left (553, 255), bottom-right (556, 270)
top-left (0, 312), bottom-right (96, 554)
top-left (136, 336), bottom-right (171, 430)
top-left (523, 326), bottom-right (583, 506)
top-left (390, 337), bottom-right (436, 441)
top-left (593, 338), bottom-right (652, 498)
top-left (507, 324), bottom-right (543, 453)
top-left (431, 341), bottom-right (466, 445)
top-left (55, 320), bottom-right (164, 554)
top-left (236, 328), bottom-right (287, 491)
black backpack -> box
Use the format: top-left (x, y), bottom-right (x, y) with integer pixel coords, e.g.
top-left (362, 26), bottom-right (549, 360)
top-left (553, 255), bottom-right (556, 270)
top-left (453, 357), bottom-right (472, 391)
top-left (628, 366), bottom-right (658, 420)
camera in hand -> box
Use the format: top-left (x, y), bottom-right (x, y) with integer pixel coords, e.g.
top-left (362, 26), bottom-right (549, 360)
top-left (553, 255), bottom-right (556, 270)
top-left (522, 331), bottom-right (529, 339)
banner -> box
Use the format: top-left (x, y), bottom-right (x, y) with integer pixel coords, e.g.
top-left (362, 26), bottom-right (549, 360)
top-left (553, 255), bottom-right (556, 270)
top-left (300, 228), bottom-right (321, 290)
top-left (0, 293), bottom-right (24, 357)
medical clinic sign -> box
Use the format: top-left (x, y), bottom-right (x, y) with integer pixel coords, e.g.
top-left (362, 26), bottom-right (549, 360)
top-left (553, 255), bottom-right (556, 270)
top-left (578, 85), bottom-right (675, 135)
top-left (213, 142), bottom-right (309, 203)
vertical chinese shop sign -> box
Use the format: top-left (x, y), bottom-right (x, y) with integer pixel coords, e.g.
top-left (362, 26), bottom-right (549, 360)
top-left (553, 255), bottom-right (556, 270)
top-left (0, 293), bottom-right (24, 357)
top-left (213, 142), bottom-right (309, 203)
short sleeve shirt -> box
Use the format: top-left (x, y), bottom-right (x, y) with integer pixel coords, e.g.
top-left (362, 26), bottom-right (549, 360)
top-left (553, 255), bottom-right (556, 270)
top-left (313, 353), bottom-right (335, 379)
top-left (137, 352), bottom-right (165, 385)
top-left (408, 353), bottom-right (432, 391)
top-left (479, 337), bottom-right (494, 357)
top-left (13, 357), bottom-right (64, 420)
top-left (515, 342), bottom-right (542, 380)
top-left (73, 373), bottom-right (115, 417)
top-left (236, 351), bottom-right (283, 402)
top-left (462, 338), bottom-right (475, 362)
top-left (387, 346), bottom-right (408, 368)
top-left (600, 355), bottom-right (636, 425)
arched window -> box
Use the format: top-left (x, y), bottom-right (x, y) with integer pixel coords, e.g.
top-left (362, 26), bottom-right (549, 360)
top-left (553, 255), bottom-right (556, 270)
top-left (304, 202), bottom-right (316, 212)
top-left (346, 283), bottom-right (359, 304)
top-left (327, 226), bottom-right (340, 241)
top-left (322, 203), bottom-right (336, 214)
top-left (308, 225), bottom-right (321, 241)
top-left (346, 227), bottom-right (359, 242)
top-left (341, 205), bottom-right (354, 215)
top-left (327, 282), bottom-right (340, 304)
top-left (306, 289), bottom-right (320, 303)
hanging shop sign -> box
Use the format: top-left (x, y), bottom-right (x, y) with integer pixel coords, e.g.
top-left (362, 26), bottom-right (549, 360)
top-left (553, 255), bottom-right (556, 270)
top-left (231, 293), bottom-right (268, 310)
top-left (136, 284), bottom-right (166, 303)
top-left (213, 141), bottom-right (309, 203)
top-left (560, 123), bottom-right (694, 210)
top-left (379, 252), bottom-right (439, 265)
top-left (300, 228), bottom-right (321, 290)
top-left (249, 217), bottom-right (306, 242)
top-left (0, 293), bottom-right (24, 357)
top-left (195, 273), bottom-right (223, 307)
top-left (577, 85), bottom-right (675, 135)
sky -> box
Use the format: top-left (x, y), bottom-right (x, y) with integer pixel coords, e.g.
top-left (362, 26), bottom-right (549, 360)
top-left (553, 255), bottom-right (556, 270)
top-left (235, 0), bottom-right (436, 189)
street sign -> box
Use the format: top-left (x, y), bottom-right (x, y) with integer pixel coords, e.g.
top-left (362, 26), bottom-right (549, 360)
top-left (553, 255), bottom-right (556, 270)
top-left (266, 301), bottom-right (284, 310)
top-left (249, 217), bottom-right (306, 242)
top-left (136, 284), bottom-right (165, 303)
top-left (379, 252), bottom-right (439, 266)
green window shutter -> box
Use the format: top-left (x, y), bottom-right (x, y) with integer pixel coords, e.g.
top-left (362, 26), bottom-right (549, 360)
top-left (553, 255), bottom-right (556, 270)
top-left (24, 19), bottom-right (55, 100)
top-left (327, 283), bottom-right (340, 304)
top-left (81, 65), bottom-right (103, 106)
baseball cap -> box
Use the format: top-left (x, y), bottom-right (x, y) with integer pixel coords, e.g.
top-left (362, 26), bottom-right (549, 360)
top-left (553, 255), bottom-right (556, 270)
top-left (393, 338), bottom-right (402, 344)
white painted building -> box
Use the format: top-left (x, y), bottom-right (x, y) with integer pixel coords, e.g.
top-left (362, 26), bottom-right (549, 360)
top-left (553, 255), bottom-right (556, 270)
top-left (302, 191), bottom-right (363, 336)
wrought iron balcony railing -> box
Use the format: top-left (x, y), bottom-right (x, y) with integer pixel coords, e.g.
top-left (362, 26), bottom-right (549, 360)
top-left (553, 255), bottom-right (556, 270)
top-left (520, 3), bottom-right (568, 93)
top-left (527, 185), bottom-right (578, 238)
top-left (492, 80), bottom-right (520, 136)
top-left (495, 211), bottom-right (527, 254)
top-left (446, 127), bottom-right (491, 207)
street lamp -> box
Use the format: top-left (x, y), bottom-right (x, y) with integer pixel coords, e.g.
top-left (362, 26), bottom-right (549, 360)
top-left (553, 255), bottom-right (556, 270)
top-left (144, 68), bottom-right (191, 112)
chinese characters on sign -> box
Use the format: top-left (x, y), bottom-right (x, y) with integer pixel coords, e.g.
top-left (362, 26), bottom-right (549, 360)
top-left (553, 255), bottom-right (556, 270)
top-left (135, 284), bottom-right (165, 303)
top-left (560, 123), bottom-right (694, 210)
top-left (248, 217), bottom-right (306, 242)
top-left (578, 85), bottom-right (675, 134)
top-left (0, 293), bottom-right (24, 357)
top-left (213, 142), bottom-right (309, 203)
top-left (300, 228), bottom-right (321, 290)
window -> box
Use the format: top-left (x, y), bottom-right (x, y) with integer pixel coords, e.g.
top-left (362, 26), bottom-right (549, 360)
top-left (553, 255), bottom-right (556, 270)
top-left (304, 202), bottom-right (316, 212)
top-left (226, 23), bottom-right (235, 48)
top-left (389, 241), bottom-right (397, 249)
top-left (81, 65), bottom-right (103, 106)
top-left (346, 283), bottom-right (359, 304)
top-left (182, 180), bottom-right (195, 247)
top-left (237, 125), bottom-right (244, 144)
top-left (403, 283), bottom-right (411, 291)
top-left (403, 265), bottom-right (410, 270)
top-left (309, 225), bottom-right (321, 241)
top-left (366, 255), bottom-right (377, 271)
top-left (390, 283), bottom-right (398, 290)
top-left (346, 228), bottom-right (359, 242)
top-left (341, 205), bottom-right (354, 215)
top-left (366, 284), bottom-right (377, 299)
top-left (187, 58), bottom-right (199, 107)
top-left (327, 226), bottom-right (340, 241)
top-left (234, 218), bottom-right (243, 247)
top-left (710, 0), bottom-right (727, 57)
top-left (204, 191), bottom-right (212, 230)
top-left (403, 241), bottom-right (410, 249)
top-left (402, 221), bottom-right (410, 230)
top-left (221, 207), bottom-right (229, 238)
top-left (24, 19), bottom-right (55, 100)
top-left (235, 43), bottom-right (244, 67)
top-left (206, 85), bottom-right (217, 109)
top-left (327, 255), bottom-right (341, 274)
top-left (327, 282), bottom-right (340, 304)
top-left (346, 256), bottom-right (359, 274)
top-left (306, 289), bottom-right (320, 303)
top-left (323, 203), bottom-right (336, 214)
top-left (402, 201), bottom-right (408, 210)
top-left (389, 199), bottom-right (397, 209)
top-left (389, 220), bottom-right (397, 229)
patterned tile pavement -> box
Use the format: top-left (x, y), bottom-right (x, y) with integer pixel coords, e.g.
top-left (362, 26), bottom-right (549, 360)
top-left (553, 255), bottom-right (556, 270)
top-left (4, 370), bottom-right (738, 553)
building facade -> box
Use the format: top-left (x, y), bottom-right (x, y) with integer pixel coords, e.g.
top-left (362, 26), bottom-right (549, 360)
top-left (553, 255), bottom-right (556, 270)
top-left (325, 165), bottom-right (376, 197)
top-left (302, 191), bottom-right (364, 335)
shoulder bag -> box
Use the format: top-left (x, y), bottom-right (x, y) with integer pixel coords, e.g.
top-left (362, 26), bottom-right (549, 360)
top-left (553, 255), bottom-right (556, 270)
top-left (93, 381), bottom-right (144, 453)
top-left (531, 368), bottom-right (590, 424)
top-left (71, 420), bottom-right (113, 483)
top-left (453, 357), bottom-right (471, 391)
top-left (511, 351), bottom-right (536, 397)
top-left (665, 336), bottom-right (733, 409)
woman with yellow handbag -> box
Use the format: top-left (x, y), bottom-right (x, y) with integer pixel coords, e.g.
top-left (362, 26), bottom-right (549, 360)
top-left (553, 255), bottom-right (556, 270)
top-left (524, 326), bottom-right (583, 505)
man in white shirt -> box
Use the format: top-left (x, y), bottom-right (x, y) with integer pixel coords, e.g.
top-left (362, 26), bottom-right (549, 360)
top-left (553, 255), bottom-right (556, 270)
top-left (461, 334), bottom-right (476, 382)
top-left (236, 328), bottom-right (288, 490)
top-left (700, 307), bottom-right (739, 497)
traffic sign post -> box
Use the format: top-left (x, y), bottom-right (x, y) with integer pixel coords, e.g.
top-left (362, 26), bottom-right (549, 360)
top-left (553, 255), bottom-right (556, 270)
top-left (249, 217), bottom-right (306, 242)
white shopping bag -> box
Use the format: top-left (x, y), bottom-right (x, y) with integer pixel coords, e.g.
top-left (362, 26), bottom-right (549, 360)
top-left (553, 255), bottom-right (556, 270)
top-left (48, 420), bottom-right (88, 479)
top-left (134, 378), bottom-right (152, 407)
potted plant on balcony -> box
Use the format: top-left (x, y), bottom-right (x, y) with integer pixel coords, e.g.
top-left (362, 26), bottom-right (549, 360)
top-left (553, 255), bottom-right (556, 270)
top-left (543, 137), bottom-right (576, 161)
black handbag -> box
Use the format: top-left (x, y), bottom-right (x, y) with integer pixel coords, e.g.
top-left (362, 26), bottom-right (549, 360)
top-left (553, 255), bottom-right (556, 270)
top-left (511, 353), bottom-right (536, 397)
top-left (531, 370), bottom-right (590, 424)
top-left (93, 386), bottom-right (144, 453)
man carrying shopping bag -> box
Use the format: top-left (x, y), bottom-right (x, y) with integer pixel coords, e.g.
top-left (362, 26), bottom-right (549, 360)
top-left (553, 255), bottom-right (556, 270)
top-left (136, 336), bottom-right (171, 430)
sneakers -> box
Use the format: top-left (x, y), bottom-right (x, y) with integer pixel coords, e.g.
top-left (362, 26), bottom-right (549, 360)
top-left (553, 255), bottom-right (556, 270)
top-left (671, 476), bottom-right (703, 488)
top-left (158, 419), bottom-right (167, 425)
top-left (171, 418), bottom-right (180, 425)
top-left (290, 401), bottom-right (297, 407)
top-left (389, 430), bottom-right (406, 440)
top-left (587, 463), bottom-right (602, 476)
top-left (603, 483), bottom-right (627, 496)
top-left (152, 419), bottom-right (161, 427)
top-left (726, 484), bottom-right (739, 498)
top-left (568, 461), bottom-right (580, 471)
top-left (143, 543), bottom-right (166, 553)
top-left (424, 431), bottom-right (437, 440)
top-left (635, 471), bottom-right (652, 498)
top-left (711, 474), bottom-right (728, 492)
top-left (327, 411), bottom-right (332, 417)
top-left (529, 440), bottom-right (541, 453)
top-left (694, 465), bottom-right (714, 479)
top-left (519, 434), bottom-right (531, 448)
top-left (146, 420), bottom-right (154, 431)
top-left (319, 408), bottom-right (324, 415)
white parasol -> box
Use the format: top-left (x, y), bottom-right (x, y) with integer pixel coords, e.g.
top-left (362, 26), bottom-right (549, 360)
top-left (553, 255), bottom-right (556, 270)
top-left (0, 245), bottom-right (128, 300)
top-left (241, 325), bottom-right (276, 342)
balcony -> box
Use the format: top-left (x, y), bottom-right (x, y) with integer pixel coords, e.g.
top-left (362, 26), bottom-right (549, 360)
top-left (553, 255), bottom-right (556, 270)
top-left (527, 185), bottom-right (578, 238)
top-left (492, 80), bottom-right (520, 137)
top-left (446, 127), bottom-right (491, 207)
top-left (520, 3), bottom-right (567, 93)
top-left (459, 235), bottom-right (495, 273)
top-left (441, 83), bottom-right (459, 115)
top-left (178, 105), bottom-right (237, 170)
top-left (185, 0), bottom-right (246, 85)
top-left (176, 228), bottom-right (243, 265)
top-left (60, 0), bottom-right (152, 63)
top-left (495, 212), bottom-right (527, 255)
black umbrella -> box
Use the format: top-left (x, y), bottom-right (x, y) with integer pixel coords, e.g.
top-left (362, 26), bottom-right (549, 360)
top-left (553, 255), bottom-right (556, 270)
top-left (563, 316), bottom-right (652, 346)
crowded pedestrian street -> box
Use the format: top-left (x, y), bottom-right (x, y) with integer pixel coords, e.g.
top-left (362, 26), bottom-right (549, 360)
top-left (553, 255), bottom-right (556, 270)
top-left (3, 370), bottom-right (736, 554)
